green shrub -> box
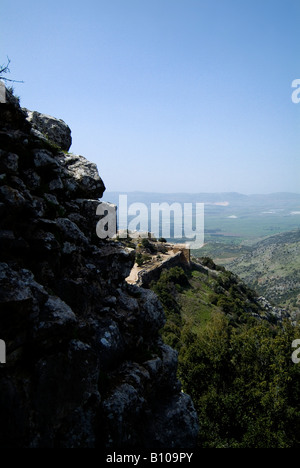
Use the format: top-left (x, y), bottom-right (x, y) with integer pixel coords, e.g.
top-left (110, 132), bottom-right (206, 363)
top-left (136, 252), bottom-right (152, 267)
top-left (136, 253), bottom-right (144, 267)
top-left (179, 315), bottom-right (300, 448)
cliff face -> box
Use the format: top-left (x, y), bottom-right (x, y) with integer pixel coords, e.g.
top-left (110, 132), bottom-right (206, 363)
top-left (0, 90), bottom-right (198, 448)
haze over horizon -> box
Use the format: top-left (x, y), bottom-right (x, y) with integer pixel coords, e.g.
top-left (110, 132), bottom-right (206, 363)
top-left (1, 0), bottom-right (299, 195)
top-left (106, 190), bottom-right (300, 196)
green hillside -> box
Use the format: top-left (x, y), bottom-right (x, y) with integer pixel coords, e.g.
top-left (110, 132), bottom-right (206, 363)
top-left (226, 230), bottom-right (300, 313)
top-left (150, 263), bottom-right (300, 448)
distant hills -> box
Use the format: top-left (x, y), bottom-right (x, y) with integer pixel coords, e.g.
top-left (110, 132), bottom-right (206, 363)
top-left (105, 191), bottom-right (300, 208)
top-left (105, 191), bottom-right (300, 314)
top-left (227, 230), bottom-right (300, 315)
top-left (105, 191), bottom-right (300, 241)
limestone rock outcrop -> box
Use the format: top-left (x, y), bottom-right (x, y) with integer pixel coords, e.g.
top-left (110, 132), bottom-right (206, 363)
top-left (0, 89), bottom-right (198, 448)
top-left (24, 110), bottom-right (72, 152)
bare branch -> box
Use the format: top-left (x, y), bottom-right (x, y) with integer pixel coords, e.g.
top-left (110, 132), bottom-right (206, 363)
top-left (0, 57), bottom-right (24, 84)
top-left (0, 77), bottom-right (24, 84)
top-left (0, 57), bottom-right (11, 76)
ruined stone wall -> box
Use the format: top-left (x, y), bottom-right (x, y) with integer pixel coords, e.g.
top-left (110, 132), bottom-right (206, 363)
top-left (172, 244), bottom-right (191, 265)
top-left (137, 252), bottom-right (190, 288)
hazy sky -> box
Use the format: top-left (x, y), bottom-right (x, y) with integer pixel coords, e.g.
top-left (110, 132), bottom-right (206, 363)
top-left (1, 0), bottom-right (299, 194)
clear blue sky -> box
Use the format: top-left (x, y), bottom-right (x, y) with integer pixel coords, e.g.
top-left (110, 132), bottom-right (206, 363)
top-left (1, 0), bottom-right (299, 194)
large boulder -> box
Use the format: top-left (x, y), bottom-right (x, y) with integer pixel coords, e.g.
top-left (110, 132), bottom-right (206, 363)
top-left (59, 153), bottom-right (106, 199)
top-left (24, 110), bottom-right (72, 151)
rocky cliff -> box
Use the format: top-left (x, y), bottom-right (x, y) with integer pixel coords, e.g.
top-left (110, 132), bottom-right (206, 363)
top-left (0, 89), bottom-right (198, 448)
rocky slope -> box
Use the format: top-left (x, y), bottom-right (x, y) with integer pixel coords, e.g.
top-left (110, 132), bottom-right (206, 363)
top-left (227, 230), bottom-right (300, 319)
top-left (0, 89), bottom-right (198, 448)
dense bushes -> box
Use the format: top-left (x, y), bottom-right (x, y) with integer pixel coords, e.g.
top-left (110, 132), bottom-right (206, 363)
top-left (179, 315), bottom-right (300, 448)
top-left (135, 252), bottom-right (151, 267)
top-left (150, 263), bottom-right (300, 448)
top-left (151, 267), bottom-right (188, 349)
top-left (199, 257), bottom-right (225, 272)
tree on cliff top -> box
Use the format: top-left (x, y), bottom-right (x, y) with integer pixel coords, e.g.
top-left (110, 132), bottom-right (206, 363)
top-left (0, 57), bottom-right (23, 84)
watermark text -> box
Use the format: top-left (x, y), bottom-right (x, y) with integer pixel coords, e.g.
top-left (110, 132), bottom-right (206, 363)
top-left (0, 81), bottom-right (6, 104)
top-left (291, 79), bottom-right (300, 104)
top-left (292, 340), bottom-right (300, 364)
top-left (96, 195), bottom-right (204, 250)
top-left (0, 339), bottom-right (6, 364)
top-left (105, 452), bottom-right (193, 465)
